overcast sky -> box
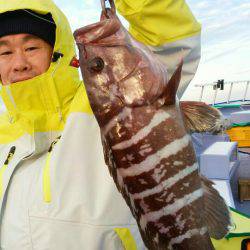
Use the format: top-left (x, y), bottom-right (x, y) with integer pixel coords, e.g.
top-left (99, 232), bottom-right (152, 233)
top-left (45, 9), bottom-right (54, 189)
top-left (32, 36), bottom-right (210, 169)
top-left (187, 0), bottom-right (250, 81)
top-left (52, 0), bottom-right (250, 101)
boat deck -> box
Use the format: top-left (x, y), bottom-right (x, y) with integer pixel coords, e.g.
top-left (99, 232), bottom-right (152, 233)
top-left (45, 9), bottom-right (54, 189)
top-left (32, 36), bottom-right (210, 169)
top-left (233, 151), bottom-right (250, 215)
top-left (191, 104), bottom-right (250, 216)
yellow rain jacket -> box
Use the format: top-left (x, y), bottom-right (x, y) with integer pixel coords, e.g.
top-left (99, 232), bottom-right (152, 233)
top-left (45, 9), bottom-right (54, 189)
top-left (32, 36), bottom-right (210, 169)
top-left (0, 0), bottom-right (203, 249)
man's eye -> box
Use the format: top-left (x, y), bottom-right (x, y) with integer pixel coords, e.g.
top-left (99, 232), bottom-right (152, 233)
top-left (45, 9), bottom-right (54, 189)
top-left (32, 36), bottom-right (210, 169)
top-left (26, 47), bottom-right (38, 51)
top-left (0, 51), bottom-right (12, 56)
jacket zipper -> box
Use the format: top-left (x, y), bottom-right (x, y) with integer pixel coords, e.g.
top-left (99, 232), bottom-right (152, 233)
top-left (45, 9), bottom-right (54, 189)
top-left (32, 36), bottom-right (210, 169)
top-left (0, 146), bottom-right (16, 197)
top-left (43, 136), bottom-right (61, 203)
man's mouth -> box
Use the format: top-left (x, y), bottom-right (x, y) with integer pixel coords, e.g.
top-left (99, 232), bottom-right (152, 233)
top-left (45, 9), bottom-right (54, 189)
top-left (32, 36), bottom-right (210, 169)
top-left (11, 76), bottom-right (34, 83)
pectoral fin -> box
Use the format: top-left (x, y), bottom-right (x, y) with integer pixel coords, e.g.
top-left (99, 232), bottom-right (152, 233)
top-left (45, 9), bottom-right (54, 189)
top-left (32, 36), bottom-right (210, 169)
top-left (179, 101), bottom-right (229, 133)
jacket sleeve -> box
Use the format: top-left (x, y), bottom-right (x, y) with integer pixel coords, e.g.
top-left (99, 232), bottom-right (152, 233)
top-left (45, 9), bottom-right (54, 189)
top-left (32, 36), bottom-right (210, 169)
top-left (115, 0), bottom-right (201, 99)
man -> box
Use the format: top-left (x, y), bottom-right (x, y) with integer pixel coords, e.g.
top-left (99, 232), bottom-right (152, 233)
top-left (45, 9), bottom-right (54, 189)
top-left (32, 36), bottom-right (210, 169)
top-left (0, 0), bottom-right (202, 249)
top-left (0, 11), bottom-right (54, 85)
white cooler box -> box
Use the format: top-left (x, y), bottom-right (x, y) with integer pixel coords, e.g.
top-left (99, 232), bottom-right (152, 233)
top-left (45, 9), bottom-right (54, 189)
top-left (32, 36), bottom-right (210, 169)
top-left (199, 141), bottom-right (239, 180)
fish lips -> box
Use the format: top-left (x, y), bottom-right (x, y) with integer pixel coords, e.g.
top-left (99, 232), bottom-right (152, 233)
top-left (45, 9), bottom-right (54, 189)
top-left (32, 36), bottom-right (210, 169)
top-left (74, 16), bottom-right (122, 46)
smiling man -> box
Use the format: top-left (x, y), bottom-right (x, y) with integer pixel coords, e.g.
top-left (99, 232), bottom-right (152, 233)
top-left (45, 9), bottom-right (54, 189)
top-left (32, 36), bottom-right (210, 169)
top-left (0, 10), bottom-right (55, 85)
top-left (0, 34), bottom-right (53, 84)
top-left (0, 0), bottom-right (204, 250)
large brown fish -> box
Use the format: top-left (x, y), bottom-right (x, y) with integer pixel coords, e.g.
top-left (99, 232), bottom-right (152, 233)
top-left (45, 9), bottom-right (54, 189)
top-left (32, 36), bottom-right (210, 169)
top-left (74, 2), bottom-right (231, 249)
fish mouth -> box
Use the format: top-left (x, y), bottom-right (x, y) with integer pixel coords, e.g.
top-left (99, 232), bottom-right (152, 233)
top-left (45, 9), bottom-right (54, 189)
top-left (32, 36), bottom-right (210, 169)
top-left (74, 18), bottom-right (122, 45)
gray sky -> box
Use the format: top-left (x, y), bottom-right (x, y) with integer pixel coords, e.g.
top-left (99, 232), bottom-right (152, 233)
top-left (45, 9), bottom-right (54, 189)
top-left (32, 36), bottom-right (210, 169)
top-left (186, 0), bottom-right (250, 83)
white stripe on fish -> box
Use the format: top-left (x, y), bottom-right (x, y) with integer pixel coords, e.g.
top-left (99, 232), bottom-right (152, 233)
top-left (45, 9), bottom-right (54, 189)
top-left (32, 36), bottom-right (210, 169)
top-left (112, 111), bottom-right (171, 150)
top-left (169, 227), bottom-right (207, 246)
top-left (102, 107), bottom-right (132, 136)
top-left (139, 188), bottom-right (203, 231)
top-left (118, 134), bottom-right (190, 178)
top-left (132, 163), bottom-right (198, 200)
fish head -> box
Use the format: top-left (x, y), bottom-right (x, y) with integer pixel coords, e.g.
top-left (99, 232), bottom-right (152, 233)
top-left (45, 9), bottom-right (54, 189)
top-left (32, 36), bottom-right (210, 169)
top-left (74, 12), bottom-right (169, 125)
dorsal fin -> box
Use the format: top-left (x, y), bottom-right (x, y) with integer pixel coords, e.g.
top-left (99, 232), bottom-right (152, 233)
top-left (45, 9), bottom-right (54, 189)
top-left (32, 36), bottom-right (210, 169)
top-left (164, 61), bottom-right (183, 105)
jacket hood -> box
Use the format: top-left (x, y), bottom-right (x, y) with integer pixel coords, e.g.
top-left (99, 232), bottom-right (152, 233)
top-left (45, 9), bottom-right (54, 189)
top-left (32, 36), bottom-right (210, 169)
top-left (0, 0), bottom-right (82, 140)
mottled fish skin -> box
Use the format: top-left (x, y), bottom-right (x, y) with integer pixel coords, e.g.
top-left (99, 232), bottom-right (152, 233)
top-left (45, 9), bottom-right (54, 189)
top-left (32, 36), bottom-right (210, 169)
top-left (74, 10), bottom-right (214, 250)
top-left (105, 105), bottom-right (211, 250)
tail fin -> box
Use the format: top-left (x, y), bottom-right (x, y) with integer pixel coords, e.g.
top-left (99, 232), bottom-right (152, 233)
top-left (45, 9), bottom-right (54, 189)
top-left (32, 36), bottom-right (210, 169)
top-left (179, 101), bottom-right (230, 133)
top-left (201, 176), bottom-right (232, 239)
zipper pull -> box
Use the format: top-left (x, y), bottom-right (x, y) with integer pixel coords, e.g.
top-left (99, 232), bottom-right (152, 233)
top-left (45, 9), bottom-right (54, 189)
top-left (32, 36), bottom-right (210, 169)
top-left (48, 136), bottom-right (61, 153)
top-left (0, 146), bottom-right (16, 197)
top-left (43, 136), bottom-right (61, 203)
top-left (4, 146), bottom-right (16, 165)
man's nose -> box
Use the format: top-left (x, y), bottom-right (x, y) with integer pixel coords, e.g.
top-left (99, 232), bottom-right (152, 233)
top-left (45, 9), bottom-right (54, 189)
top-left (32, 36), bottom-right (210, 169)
top-left (13, 52), bottom-right (31, 72)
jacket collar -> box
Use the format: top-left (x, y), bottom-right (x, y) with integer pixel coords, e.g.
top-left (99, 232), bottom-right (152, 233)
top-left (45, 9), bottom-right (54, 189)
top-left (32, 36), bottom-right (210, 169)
top-left (0, 61), bottom-right (81, 132)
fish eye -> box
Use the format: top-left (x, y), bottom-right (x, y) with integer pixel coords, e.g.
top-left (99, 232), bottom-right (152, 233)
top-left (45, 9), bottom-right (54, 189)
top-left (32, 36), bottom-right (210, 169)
top-left (87, 57), bottom-right (105, 72)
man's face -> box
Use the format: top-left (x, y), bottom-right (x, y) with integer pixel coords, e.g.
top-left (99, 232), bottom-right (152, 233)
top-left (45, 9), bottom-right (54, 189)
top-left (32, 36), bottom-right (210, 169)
top-left (0, 33), bottom-right (53, 85)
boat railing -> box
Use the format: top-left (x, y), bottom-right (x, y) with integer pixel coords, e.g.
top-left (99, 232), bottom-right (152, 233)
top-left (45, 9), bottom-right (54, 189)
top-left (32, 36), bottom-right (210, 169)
top-left (195, 80), bottom-right (250, 105)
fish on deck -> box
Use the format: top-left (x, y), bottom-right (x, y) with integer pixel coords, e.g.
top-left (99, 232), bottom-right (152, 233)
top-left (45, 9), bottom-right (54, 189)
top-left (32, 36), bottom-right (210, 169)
top-left (74, 1), bottom-right (231, 249)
